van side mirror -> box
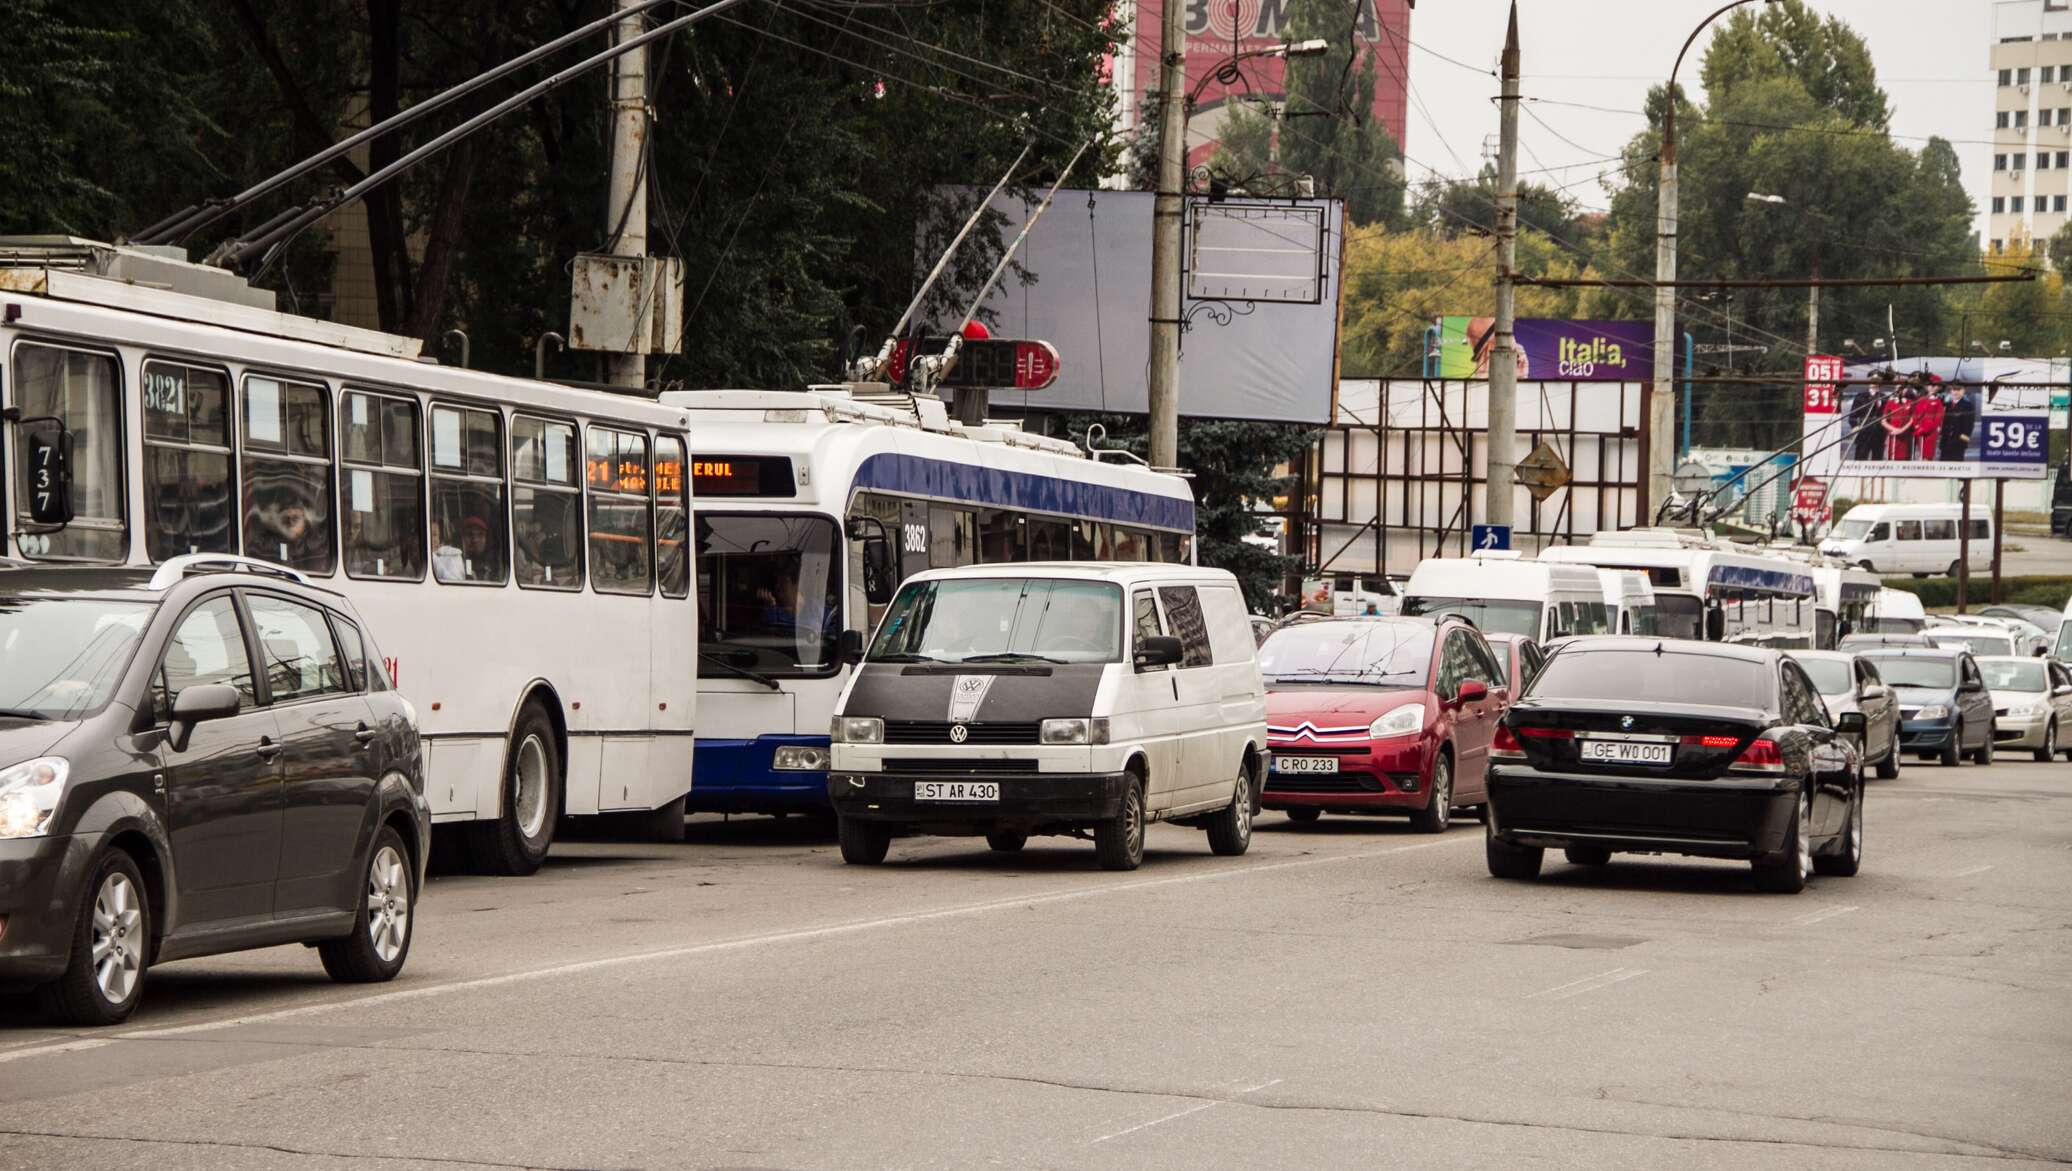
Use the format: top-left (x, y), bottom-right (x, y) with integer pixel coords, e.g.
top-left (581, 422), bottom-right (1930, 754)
top-left (1135, 635), bottom-right (1183, 670)
top-left (167, 683), bottom-right (240, 753)
top-left (838, 628), bottom-right (866, 666)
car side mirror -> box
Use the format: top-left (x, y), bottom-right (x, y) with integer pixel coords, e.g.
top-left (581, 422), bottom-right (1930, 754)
top-left (1454, 679), bottom-right (1489, 706)
top-left (2056, 684), bottom-right (2072, 697)
top-left (1134, 635), bottom-right (1183, 670)
top-left (838, 629), bottom-right (866, 666)
top-left (167, 683), bottom-right (240, 753)
top-left (1837, 711), bottom-right (1867, 735)
top-left (1862, 683), bottom-right (1887, 700)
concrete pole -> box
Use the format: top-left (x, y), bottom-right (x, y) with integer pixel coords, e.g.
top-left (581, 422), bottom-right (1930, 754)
top-left (1649, 104), bottom-right (1679, 515)
top-left (1146, 0), bottom-right (1187, 470)
top-left (605, 0), bottom-right (649, 390)
top-left (1486, 4), bottom-right (1521, 534)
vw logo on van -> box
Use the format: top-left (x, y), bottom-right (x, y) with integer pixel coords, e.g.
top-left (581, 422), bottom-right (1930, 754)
top-left (948, 723), bottom-right (969, 743)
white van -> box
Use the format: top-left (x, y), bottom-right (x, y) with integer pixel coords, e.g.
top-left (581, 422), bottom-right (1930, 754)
top-left (1400, 554), bottom-right (1611, 642)
top-left (1598, 568), bottom-right (1657, 635)
top-left (827, 564), bottom-right (1268, 870)
top-left (1865, 586), bottom-right (1928, 634)
top-left (1819, 503), bottom-right (1992, 576)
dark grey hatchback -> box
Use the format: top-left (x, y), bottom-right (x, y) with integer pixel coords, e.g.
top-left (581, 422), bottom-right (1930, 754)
top-left (0, 556), bottom-right (429, 1024)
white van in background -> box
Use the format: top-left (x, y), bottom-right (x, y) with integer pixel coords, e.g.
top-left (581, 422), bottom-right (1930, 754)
top-left (1400, 554), bottom-right (1611, 642)
top-left (1819, 503), bottom-right (1992, 576)
top-left (1598, 569), bottom-right (1657, 635)
top-left (1866, 587), bottom-right (1929, 634)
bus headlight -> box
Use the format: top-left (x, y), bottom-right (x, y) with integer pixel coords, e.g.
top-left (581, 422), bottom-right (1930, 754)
top-left (0, 758), bottom-right (69, 839)
top-left (1040, 718), bottom-right (1110, 745)
top-left (832, 717), bottom-right (883, 744)
top-left (773, 745), bottom-right (831, 771)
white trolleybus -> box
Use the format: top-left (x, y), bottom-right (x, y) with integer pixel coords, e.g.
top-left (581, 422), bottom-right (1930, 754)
top-left (0, 239), bottom-right (696, 874)
top-left (1539, 528), bottom-right (1818, 649)
top-left (658, 386), bottom-right (1197, 816)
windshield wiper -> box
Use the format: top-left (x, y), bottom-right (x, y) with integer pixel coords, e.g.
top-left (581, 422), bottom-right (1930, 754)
top-left (0, 707), bottom-right (45, 720)
top-left (961, 652), bottom-right (1066, 664)
top-left (698, 651), bottom-right (780, 691)
top-left (1266, 668), bottom-right (1415, 680)
top-left (870, 652), bottom-right (941, 663)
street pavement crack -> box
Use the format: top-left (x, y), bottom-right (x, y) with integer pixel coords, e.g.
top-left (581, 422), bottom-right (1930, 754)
top-left (0, 1127), bottom-right (612, 1171)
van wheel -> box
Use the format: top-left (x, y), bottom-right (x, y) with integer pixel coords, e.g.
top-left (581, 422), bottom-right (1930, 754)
top-left (1095, 775), bottom-right (1147, 871)
top-left (467, 703), bottom-right (559, 876)
top-left (1205, 763), bottom-right (1254, 856)
top-left (838, 817), bottom-right (892, 864)
top-left (36, 850), bottom-right (149, 1026)
top-left (1945, 563), bottom-right (1960, 580)
top-left (1409, 751), bottom-right (1452, 833)
top-left (1856, 561), bottom-right (1875, 573)
top-left (319, 827), bottom-right (415, 983)
top-left (985, 830), bottom-right (1027, 853)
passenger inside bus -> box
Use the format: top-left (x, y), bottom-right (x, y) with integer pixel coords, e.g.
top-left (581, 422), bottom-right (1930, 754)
top-left (245, 488), bottom-right (331, 574)
top-left (431, 514), bottom-right (503, 584)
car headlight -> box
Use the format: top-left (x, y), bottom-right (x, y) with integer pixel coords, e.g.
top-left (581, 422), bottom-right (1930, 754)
top-left (0, 757), bottom-right (69, 839)
top-left (1040, 717), bottom-right (1110, 745)
top-left (2012, 704), bottom-right (2045, 720)
top-left (1916, 704), bottom-right (1950, 721)
top-left (773, 745), bottom-right (831, 771)
top-left (1370, 704), bottom-right (1426, 739)
top-left (832, 716), bottom-right (882, 744)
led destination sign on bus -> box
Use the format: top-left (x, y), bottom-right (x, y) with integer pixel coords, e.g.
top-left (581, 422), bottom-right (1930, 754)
top-left (691, 455), bottom-right (796, 497)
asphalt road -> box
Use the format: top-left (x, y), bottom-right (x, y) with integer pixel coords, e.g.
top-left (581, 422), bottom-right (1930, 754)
top-left (1, 757), bottom-right (2067, 1170)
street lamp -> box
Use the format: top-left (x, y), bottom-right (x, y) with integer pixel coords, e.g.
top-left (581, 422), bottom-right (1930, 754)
top-left (1650, 0), bottom-right (1780, 514)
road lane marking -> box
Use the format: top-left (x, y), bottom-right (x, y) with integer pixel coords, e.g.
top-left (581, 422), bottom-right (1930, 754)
top-left (1949, 864), bottom-right (1994, 878)
top-left (1524, 967), bottom-right (1648, 1001)
top-left (1790, 904), bottom-right (1860, 928)
top-left (1, 834), bottom-right (1480, 1061)
top-left (1089, 1079), bottom-right (1281, 1145)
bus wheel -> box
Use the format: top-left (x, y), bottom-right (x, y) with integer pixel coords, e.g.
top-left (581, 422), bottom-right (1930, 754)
top-left (469, 704), bottom-right (560, 876)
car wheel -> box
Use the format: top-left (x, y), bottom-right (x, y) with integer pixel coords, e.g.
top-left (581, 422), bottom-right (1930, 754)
top-left (1939, 722), bottom-right (1962, 767)
top-left (1484, 811), bottom-right (1542, 880)
top-left (1563, 846), bottom-right (1612, 866)
top-left (985, 830), bottom-right (1027, 852)
top-left (2037, 721), bottom-right (2058, 764)
top-left (1095, 774), bottom-right (1147, 871)
top-left (1752, 784), bottom-right (1812, 894)
top-left (1814, 775), bottom-right (1865, 878)
top-left (1285, 807), bottom-right (1322, 824)
top-left (1205, 762), bottom-right (1254, 856)
top-left (319, 826), bottom-right (415, 983)
top-left (467, 702), bottom-right (560, 876)
top-left (35, 850), bottom-right (150, 1027)
top-left (837, 816), bottom-right (892, 865)
top-left (1408, 751), bottom-right (1453, 834)
top-left (1974, 724), bottom-right (1995, 765)
top-left (1875, 737), bottom-right (1900, 780)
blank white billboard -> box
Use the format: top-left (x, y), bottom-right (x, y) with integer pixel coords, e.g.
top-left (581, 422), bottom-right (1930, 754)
top-left (928, 188), bottom-right (1345, 424)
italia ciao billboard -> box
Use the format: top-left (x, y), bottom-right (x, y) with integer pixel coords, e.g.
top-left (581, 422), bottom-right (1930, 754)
top-left (1433, 317), bottom-right (1658, 381)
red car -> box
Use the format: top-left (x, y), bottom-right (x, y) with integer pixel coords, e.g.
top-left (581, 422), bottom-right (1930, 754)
top-left (1260, 616), bottom-right (1509, 831)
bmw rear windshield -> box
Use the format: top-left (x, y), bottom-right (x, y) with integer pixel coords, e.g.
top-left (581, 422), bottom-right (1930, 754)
top-left (1526, 647), bottom-right (1770, 707)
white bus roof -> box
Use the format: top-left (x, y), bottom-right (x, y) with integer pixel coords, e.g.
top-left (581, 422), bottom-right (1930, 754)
top-left (1875, 588), bottom-right (1928, 620)
top-left (1404, 556), bottom-right (1603, 601)
top-left (1542, 533), bottom-right (1816, 597)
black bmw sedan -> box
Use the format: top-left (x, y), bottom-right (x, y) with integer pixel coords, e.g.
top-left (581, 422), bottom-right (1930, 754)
top-left (1485, 637), bottom-right (1865, 894)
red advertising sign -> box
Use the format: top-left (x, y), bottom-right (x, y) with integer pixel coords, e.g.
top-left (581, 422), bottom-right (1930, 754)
top-left (1803, 355), bottom-right (1843, 414)
top-left (1791, 477), bottom-right (1829, 523)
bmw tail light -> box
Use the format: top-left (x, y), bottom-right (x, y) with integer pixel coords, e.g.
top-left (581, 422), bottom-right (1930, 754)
top-left (1681, 734), bottom-right (1741, 749)
top-left (1729, 738), bottom-right (1786, 773)
top-left (1491, 724), bottom-right (1523, 759)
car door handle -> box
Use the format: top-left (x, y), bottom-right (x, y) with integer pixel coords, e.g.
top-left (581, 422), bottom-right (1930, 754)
top-left (255, 736), bottom-right (282, 761)
top-left (354, 723), bottom-right (378, 748)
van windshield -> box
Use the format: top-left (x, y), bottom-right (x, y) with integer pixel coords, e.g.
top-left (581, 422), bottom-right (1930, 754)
top-left (1832, 518), bottom-right (1874, 541)
top-left (0, 597), bottom-right (154, 720)
top-left (868, 578), bottom-right (1123, 664)
top-left (1399, 597), bottom-right (1541, 637)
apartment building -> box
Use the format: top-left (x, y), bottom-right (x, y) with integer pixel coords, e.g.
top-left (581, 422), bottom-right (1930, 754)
top-left (1990, 0), bottom-right (2072, 254)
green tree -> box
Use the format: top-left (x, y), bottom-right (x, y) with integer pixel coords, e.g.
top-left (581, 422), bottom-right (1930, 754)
top-left (1700, 0), bottom-right (1890, 130)
top-left (1411, 167), bottom-right (1587, 252)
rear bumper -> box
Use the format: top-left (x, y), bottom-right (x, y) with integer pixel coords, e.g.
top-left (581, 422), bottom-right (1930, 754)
top-left (1486, 767), bottom-right (1798, 860)
top-left (689, 736), bottom-right (832, 813)
top-left (828, 772), bottom-right (1128, 828)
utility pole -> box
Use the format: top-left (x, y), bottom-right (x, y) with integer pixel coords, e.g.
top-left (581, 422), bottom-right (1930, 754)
top-left (1650, 98), bottom-right (1679, 514)
top-left (1486, 4), bottom-right (1521, 533)
top-left (604, 0), bottom-right (649, 390)
top-left (1146, 0), bottom-right (1186, 470)
top-left (1807, 255), bottom-right (1820, 357)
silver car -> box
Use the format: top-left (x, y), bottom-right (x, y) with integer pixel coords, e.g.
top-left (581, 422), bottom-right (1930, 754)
top-left (1790, 650), bottom-right (1901, 779)
top-left (1978, 655), bottom-right (2072, 761)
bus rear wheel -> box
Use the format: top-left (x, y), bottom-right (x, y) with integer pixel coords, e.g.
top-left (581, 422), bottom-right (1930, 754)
top-left (468, 704), bottom-right (561, 876)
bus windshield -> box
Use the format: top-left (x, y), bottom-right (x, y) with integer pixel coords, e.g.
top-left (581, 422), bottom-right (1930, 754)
top-left (1654, 593), bottom-right (1704, 640)
top-left (1399, 597), bottom-right (1541, 637)
top-left (868, 578), bottom-right (1123, 664)
top-left (696, 514), bottom-right (841, 675)
top-left (0, 598), bottom-right (153, 720)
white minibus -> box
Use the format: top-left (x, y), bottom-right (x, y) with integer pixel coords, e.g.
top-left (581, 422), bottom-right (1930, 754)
top-left (1819, 503), bottom-right (1991, 577)
top-left (1400, 554), bottom-right (1610, 642)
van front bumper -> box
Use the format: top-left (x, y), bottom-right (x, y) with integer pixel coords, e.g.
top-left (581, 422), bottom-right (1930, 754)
top-left (828, 772), bottom-right (1129, 826)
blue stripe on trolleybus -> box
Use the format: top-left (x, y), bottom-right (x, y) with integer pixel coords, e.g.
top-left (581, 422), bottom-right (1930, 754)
top-left (852, 453), bottom-right (1196, 532)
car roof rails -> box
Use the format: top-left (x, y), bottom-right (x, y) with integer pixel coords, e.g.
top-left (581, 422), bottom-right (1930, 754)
top-left (147, 554), bottom-right (311, 591)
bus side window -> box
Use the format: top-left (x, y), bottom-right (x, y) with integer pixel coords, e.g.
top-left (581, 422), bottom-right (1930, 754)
top-left (1071, 519), bottom-right (1108, 559)
top-left (1113, 527), bottom-right (1149, 561)
top-left (1028, 517), bottom-right (1069, 560)
top-left (12, 343), bottom-right (127, 560)
top-left (930, 505), bottom-right (975, 568)
top-left (511, 415), bottom-right (582, 590)
top-left (339, 389), bottom-right (425, 581)
top-left (586, 425), bottom-right (653, 596)
top-left (1896, 520), bottom-right (1922, 541)
top-left (976, 508), bottom-right (1022, 563)
top-left (430, 404), bottom-right (509, 585)
top-left (655, 434), bottom-right (689, 598)
top-left (141, 359), bottom-right (235, 560)
top-left (242, 374), bottom-right (335, 575)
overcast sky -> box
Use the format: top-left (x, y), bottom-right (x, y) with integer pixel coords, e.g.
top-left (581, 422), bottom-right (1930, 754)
top-left (1404, 1), bottom-right (1993, 241)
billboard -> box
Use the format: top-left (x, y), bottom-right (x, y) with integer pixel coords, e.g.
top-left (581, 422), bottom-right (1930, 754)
top-left (927, 188), bottom-right (1345, 424)
top-left (1828, 360), bottom-right (2051, 480)
top-left (1433, 317), bottom-right (1659, 381)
